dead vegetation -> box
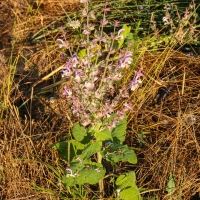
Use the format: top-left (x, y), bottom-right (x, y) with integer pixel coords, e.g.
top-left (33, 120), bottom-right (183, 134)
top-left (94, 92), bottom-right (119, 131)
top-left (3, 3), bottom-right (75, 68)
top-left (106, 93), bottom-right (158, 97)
top-left (127, 51), bottom-right (200, 199)
top-left (0, 1), bottom-right (200, 199)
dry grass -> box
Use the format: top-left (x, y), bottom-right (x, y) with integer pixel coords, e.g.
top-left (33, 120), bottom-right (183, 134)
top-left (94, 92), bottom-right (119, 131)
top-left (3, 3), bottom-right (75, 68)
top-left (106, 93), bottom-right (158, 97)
top-left (0, 0), bottom-right (200, 199)
top-left (126, 51), bottom-right (200, 199)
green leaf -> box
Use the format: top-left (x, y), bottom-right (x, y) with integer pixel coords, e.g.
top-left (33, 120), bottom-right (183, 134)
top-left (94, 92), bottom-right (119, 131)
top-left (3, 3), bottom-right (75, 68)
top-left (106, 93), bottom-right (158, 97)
top-left (119, 186), bottom-right (142, 200)
top-left (81, 140), bottom-right (102, 159)
top-left (95, 128), bottom-right (112, 141)
top-left (62, 163), bottom-right (106, 186)
top-left (118, 24), bottom-right (131, 49)
top-left (116, 171), bottom-right (137, 190)
top-left (52, 141), bottom-right (75, 161)
top-left (111, 115), bottom-right (127, 143)
top-left (102, 144), bottom-right (137, 164)
top-left (61, 174), bottom-right (75, 186)
top-left (102, 113), bottom-right (117, 127)
top-left (116, 171), bottom-right (142, 200)
top-left (116, 174), bottom-right (126, 185)
top-left (70, 162), bottom-right (85, 173)
top-left (166, 173), bottom-right (176, 195)
top-left (52, 141), bottom-right (68, 151)
top-left (88, 123), bottom-right (101, 134)
top-left (78, 49), bottom-right (87, 60)
top-left (76, 166), bottom-right (106, 185)
top-left (72, 123), bottom-right (87, 142)
top-left (71, 140), bottom-right (85, 150)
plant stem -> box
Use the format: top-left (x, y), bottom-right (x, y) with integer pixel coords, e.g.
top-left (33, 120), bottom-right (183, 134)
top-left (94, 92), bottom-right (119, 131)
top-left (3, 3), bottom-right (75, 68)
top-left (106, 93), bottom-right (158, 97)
top-left (97, 151), bottom-right (104, 198)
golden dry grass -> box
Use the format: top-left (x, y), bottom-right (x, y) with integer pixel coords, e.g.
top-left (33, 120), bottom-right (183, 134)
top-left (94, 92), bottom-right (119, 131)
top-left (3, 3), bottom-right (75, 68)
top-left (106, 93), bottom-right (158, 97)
top-left (0, 0), bottom-right (200, 199)
top-left (126, 50), bottom-right (200, 199)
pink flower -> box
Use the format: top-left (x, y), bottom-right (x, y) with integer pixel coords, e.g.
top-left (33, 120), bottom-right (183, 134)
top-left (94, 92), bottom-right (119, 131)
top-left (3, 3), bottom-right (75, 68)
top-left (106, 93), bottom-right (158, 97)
top-left (71, 54), bottom-right (79, 67)
top-left (117, 29), bottom-right (125, 39)
top-left (100, 18), bottom-right (109, 26)
top-left (130, 68), bottom-right (144, 91)
top-left (74, 70), bottom-right (81, 83)
top-left (101, 2), bottom-right (110, 12)
top-left (114, 20), bottom-right (120, 27)
top-left (56, 39), bottom-right (69, 49)
top-left (88, 11), bottom-right (96, 20)
top-left (62, 86), bottom-right (72, 97)
top-left (124, 103), bottom-right (132, 110)
top-left (82, 8), bottom-right (87, 17)
top-left (60, 65), bottom-right (73, 77)
top-left (85, 82), bottom-right (95, 90)
top-left (118, 50), bottom-right (133, 69)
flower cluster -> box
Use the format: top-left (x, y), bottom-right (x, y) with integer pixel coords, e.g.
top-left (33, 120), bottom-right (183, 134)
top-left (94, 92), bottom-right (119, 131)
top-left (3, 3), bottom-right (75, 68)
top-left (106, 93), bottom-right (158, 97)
top-left (162, 3), bottom-right (197, 32)
top-left (57, 1), bottom-right (143, 128)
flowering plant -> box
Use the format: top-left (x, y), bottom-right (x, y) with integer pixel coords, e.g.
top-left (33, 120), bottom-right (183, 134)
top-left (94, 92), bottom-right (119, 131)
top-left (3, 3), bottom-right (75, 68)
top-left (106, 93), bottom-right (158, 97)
top-left (53, 0), bottom-right (143, 198)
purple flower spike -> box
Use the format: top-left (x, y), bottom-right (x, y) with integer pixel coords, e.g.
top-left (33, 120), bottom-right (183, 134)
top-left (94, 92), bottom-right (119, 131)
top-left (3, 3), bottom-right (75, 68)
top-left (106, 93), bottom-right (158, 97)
top-left (135, 68), bottom-right (143, 77)
top-left (63, 86), bottom-right (72, 97)
top-left (71, 53), bottom-right (79, 67)
top-left (74, 69), bottom-right (81, 83)
top-left (60, 66), bottom-right (72, 77)
top-left (114, 20), bottom-right (120, 27)
top-left (100, 18), bottom-right (109, 26)
top-left (124, 103), bottom-right (132, 110)
top-left (101, 2), bottom-right (110, 12)
top-left (118, 50), bottom-right (133, 69)
top-left (130, 68), bottom-right (144, 91)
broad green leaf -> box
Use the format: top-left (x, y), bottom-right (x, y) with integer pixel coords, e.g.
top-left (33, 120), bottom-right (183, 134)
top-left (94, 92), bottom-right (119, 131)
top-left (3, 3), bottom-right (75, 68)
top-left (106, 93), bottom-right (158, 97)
top-left (52, 141), bottom-right (75, 161)
top-left (111, 115), bottom-right (127, 143)
top-left (116, 171), bottom-right (142, 200)
top-left (88, 123), bottom-right (101, 134)
top-left (52, 141), bottom-right (68, 151)
top-left (61, 162), bottom-right (85, 186)
top-left (95, 128), bottom-right (112, 141)
top-left (70, 162), bottom-right (85, 173)
top-left (70, 140), bottom-right (85, 150)
top-left (125, 32), bottom-right (141, 50)
top-left (115, 174), bottom-right (126, 185)
top-left (119, 186), bottom-right (142, 200)
top-left (103, 144), bottom-right (137, 164)
top-left (72, 123), bottom-right (87, 142)
top-left (124, 32), bottom-right (134, 46)
top-left (81, 140), bottom-right (102, 159)
top-left (166, 173), bottom-right (176, 195)
top-left (76, 166), bottom-right (106, 185)
top-left (61, 175), bottom-right (75, 186)
top-left (78, 49), bottom-right (87, 60)
top-left (118, 24), bottom-right (131, 49)
top-left (116, 171), bottom-right (136, 188)
top-left (62, 164), bottom-right (106, 186)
